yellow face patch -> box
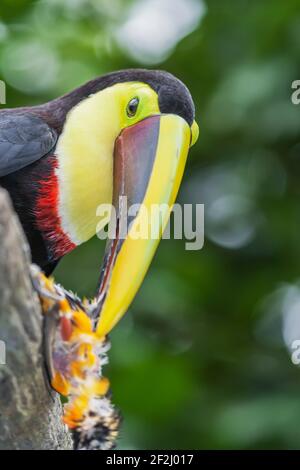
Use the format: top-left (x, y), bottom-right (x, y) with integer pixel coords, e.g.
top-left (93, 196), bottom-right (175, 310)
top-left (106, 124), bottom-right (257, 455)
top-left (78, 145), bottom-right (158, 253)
top-left (55, 82), bottom-right (160, 245)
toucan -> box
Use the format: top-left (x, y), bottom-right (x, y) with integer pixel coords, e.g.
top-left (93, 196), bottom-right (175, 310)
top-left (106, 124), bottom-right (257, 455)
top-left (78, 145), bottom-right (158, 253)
top-left (0, 69), bottom-right (198, 338)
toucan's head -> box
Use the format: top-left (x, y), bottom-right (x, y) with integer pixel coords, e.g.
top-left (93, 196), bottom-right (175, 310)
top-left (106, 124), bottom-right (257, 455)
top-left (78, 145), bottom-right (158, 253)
top-left (53, 69), bottom-right (199, 336)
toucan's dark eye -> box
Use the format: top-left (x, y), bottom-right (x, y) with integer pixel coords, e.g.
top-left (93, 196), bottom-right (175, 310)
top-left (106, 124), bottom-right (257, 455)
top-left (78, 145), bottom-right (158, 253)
top-left (126, 97), bottom-right (139, 117)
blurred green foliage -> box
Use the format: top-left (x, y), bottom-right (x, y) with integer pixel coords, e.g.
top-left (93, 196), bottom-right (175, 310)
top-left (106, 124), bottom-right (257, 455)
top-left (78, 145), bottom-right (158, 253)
top-left (1, 0), bottom-right (300, 449)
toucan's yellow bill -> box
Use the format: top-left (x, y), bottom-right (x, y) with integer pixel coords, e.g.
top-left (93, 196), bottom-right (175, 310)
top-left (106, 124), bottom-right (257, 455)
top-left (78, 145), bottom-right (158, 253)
top-left (95, 114), bottom-right (194, 337)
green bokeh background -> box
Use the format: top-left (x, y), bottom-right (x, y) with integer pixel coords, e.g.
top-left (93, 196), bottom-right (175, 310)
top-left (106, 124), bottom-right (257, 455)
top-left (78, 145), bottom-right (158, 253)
top-left (1, 0), bottom-right (300, 449)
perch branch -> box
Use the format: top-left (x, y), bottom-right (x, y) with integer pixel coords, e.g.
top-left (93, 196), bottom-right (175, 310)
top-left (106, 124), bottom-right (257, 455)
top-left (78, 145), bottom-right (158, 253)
top-left (0, 188), bottom-right (73, 450)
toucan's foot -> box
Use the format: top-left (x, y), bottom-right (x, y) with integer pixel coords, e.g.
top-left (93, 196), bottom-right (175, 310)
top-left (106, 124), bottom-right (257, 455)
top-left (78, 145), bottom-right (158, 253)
top-left (30, 264), bottom-right (121, 450)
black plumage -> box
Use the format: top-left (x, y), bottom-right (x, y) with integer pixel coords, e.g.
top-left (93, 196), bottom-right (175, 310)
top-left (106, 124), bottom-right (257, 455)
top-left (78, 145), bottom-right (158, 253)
top-left (0, 113), bottom-right (57, 176)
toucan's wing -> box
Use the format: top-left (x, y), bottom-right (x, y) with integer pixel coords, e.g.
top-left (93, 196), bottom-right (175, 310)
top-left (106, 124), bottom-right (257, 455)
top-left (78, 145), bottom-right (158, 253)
top-left (0, 112), bottom-right (57, 177)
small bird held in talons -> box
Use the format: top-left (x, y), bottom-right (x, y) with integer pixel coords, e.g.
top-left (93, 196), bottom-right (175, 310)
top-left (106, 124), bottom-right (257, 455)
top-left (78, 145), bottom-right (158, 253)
top-left (31, 265), bottom-right (121, 451)
top-left (1, 69), bottom-right (199, 449)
